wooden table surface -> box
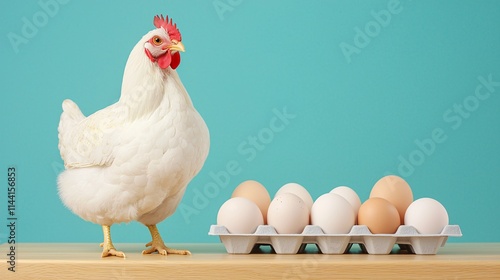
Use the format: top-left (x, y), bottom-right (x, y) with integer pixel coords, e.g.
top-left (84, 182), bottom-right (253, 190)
top-left (1, 243), bottom-right (499, 279)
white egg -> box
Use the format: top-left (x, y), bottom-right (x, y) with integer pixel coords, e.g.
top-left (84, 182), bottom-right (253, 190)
top-left (311, 193), bottom-right (355, 234)
top-left (267, 193), bottom-right (309, 234)
top-left (276, 183), bottom-right (314, 211)
top-left (217, 197), bottom-right (264, 234)
top-left (330, 186), bottom-right (361, 215)
top-left (404, 198), bottom-right (449, 234)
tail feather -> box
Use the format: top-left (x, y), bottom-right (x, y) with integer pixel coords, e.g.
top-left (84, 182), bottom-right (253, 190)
top-left (61, 99), bottom-right (85, 122)
top-left (58, 99), bottom-right (86, 168)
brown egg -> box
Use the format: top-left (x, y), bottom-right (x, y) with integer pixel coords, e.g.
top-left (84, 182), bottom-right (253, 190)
top-left (357, 197), bottom-right (400, 234)
top-left (232, 180), bottom-right (271, 223)
top-left (370, 175), bottom-right (413, 224)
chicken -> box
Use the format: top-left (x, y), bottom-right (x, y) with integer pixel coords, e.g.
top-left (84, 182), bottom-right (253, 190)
top-left (57, 15), bottom-right (210, 258)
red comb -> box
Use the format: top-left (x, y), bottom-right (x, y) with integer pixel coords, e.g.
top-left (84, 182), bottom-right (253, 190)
top-left (154, 15), bottom-right (182, 42)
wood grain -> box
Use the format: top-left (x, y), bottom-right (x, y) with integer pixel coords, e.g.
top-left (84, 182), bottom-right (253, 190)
top-left (1, 243), bottom-right (499, 279)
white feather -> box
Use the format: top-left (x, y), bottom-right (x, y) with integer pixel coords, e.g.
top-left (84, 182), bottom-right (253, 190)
top-left (57, 28), bottom-right (210, 226)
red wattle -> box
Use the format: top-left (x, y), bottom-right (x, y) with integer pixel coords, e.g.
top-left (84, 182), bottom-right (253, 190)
top-left (157, 51), bottom-right (172, 69)
top-left (170, 52), bottom-right (181, 69)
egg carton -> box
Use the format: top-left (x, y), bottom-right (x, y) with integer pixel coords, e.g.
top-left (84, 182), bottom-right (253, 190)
top-left (208, 224), bottom-right (462, 255)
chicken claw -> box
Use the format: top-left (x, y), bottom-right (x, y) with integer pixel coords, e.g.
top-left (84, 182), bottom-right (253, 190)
top-left (100, 242), bottom-right (126, 258)
top-left (142, 224), bottom-right (191, 255)
top-left (142, 241), bottom-right (191, 255)
top-left (100, 225), bottom-right (126, 258)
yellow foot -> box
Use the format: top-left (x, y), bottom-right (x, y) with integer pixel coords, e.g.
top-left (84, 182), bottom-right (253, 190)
top-left (100, 242), bottom-right (126, 258)
top-left (142, 241), bottom-right (191, 255)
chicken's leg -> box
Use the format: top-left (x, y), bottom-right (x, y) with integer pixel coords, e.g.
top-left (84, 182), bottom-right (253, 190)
top-left (142, 224), bottom-right (191, 255)
top-left (100, 225), bottom-right (126, 258)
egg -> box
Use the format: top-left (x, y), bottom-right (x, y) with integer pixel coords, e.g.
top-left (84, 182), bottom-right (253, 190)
top-left (217, 197), bottom-right (264, 234)
top-left (405, 198), bottom-right (449, 234)
top-left (358, 197), bottom-right (400, 234)
top-left (231, 180), bottom-right (271, 223)
top-left (311, 193), bottom-right (355, 234)
top-left (267, 193), bottom-right (309, 234)
top-left (276, 183), bottom-right (314, 211)
top-left (330, 186), bottom-right (361, 216)
top-left (370, 175), bottom-right (413, 224)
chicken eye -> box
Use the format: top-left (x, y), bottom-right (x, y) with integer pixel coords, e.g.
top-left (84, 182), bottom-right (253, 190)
top-left (152, 36), bottom-right (163, 46)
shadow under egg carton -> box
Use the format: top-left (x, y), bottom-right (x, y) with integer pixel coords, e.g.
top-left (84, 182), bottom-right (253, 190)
top-left (208, 224), bottom-right (462, 255)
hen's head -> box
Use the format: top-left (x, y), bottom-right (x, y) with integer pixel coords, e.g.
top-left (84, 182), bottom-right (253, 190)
top-left (144, 15), bottom-right (185, 70)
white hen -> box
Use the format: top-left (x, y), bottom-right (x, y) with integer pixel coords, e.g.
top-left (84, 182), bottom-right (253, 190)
top-left (57, 15), bottom-right (209, 257)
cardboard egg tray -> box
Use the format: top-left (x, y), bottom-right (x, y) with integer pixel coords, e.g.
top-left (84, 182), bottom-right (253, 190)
top-left (208, 224), bottom-right (462, 255)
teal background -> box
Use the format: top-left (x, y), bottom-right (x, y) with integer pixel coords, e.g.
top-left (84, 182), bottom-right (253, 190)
top-left (0, 0), bottom-right (499, 244)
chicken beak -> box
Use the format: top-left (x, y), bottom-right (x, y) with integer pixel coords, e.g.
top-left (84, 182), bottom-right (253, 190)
top-left (165, 41), bottom-right (185, 52)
